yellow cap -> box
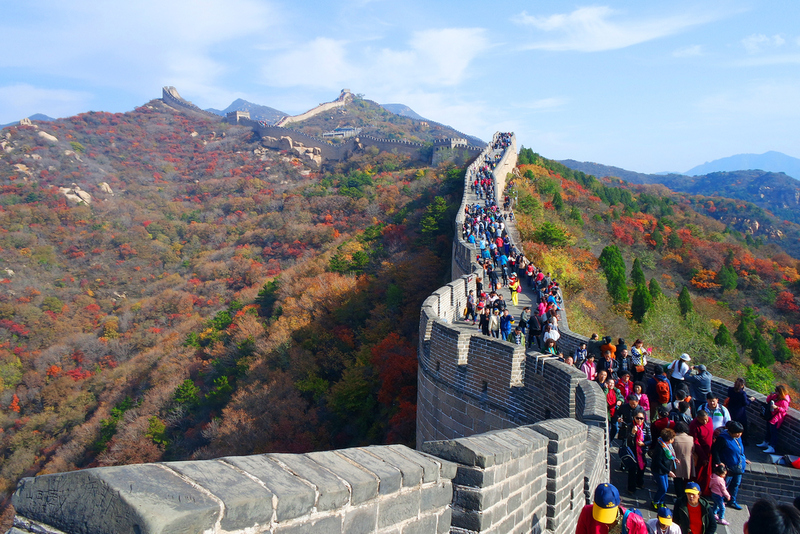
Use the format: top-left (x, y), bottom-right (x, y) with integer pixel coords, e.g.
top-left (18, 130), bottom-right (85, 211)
top-left (592, 503), bottom-right (618, 524)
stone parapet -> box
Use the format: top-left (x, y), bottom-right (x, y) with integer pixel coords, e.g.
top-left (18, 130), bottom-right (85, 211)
top-left (10, 446), bottom-right (455, 534)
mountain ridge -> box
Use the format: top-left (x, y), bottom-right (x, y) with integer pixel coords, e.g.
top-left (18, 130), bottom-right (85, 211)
top-left (686, 150), bottom-right (800, 179)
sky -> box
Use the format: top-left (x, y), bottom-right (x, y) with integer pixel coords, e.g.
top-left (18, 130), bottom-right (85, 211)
top-left (2, 0), bottom-right (799, 173)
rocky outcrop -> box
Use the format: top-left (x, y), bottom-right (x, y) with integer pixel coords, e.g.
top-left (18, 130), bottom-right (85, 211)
top-left (58, 183), bottom-right (92, 205)
top-left (37, 131), bottom-right (58, 144)
top-left (260, 136), bottom-right (322, 167)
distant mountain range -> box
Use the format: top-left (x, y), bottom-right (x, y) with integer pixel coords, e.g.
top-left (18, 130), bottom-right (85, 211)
top-left (380, 104), bottom-right (427, 121)
top-left (685, 151), bottom-right (800, 180)
top-left (560, 158), bottom-right (800, 225)
top-left (205, 99), bottom-right (286, 124)
top-left (1, 113), bottom-right (55, 129)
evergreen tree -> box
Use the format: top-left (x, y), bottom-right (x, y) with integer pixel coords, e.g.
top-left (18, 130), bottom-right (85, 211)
top-left (650, 227), bottom-right (663, 248)
top-left (631, 284), bottom-right (653, 323)
top-left (552, 191), bottom-right (564, 212)
top-left (773, 332), bottom-right (793, 363)
top-left (599, 245), bottom-right (628, 304)
top-left (569, 206), bottom-right (584, 226)
top-left (714, 323), bottom-right (733, 347)
top-left (630, 258), bottom-right (646, 287)
top-left (678, 286), bottom-right (693, 317)
top-left (734, 308), bottom-right (756, 348)
top-left (667, 232), bottom-right (683, 249)
top-left (715, 265), bottom-right (738, 291)
top-left (750, 329), bottom-right (775, 367)
top-left (648, 278), bottom-right (664, 301)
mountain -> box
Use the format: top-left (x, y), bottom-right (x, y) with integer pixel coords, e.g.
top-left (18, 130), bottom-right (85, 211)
top-left (560, 159), bottom-right (800, 227)
top-left (1, 113), bottom-right (56, 129)
top-left (206, 98), bottom-right (286, 124)
top-left (686, 151), bottom-right (800, 180)
top-left (380, 103), bottom-right (427, 121)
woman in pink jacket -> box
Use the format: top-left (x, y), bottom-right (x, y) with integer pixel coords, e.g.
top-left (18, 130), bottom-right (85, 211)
top-left (758, 384), bottom-right (791, 454)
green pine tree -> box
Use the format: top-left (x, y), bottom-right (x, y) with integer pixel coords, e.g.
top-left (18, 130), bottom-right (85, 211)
top-left (678, 286), bottom-right (693, 317)
top-left (715, 265), bottom-right (738, 291)
top-left (714, 323), bottom-right (733, 347)
top-left (773, 332), bottom-right (793, 363)
top-left (599, 245), bottom-right (628, 304)
top-left (734, 308), bottom-right (756, 348)
top-left (648, 278), bottom-right (664, 301)
top-left (552, 191), bottom-right (564, 212)
top-left (650, 227), bottom-right (663, 248)
top-left (631, 284), bottom-right (653, 323)
top-left (750, 329), bottom-right (775, 367)
top-left (630, 258), bottom-right (646, 287)
top-left (667, 232), bottom-right (683, 249)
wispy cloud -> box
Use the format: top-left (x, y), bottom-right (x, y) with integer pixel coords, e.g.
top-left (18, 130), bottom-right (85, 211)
top-left (673, 44), bottom-right (703, 57)
top-left (741, 33), bottom-right (786, 54)
top-left (261, 28), bottom-right (490, 91)
top-left (515, 6), bottom-right (720, 52)
top-left (0, 0), bottom-right (276, 96)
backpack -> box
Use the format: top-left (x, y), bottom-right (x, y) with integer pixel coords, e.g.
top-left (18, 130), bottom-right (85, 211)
top-left (622, 508), bottom-right (644, 534)
top-left (618, 445), bottom-right (637, 471)
top-left (655, 380), bottom-right (671, 405)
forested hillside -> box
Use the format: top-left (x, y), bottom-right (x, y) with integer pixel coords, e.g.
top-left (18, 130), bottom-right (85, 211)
top-left (514, 148), bottom-right (800, 403)
top-left (560, 158), bottom-right (800, 239)
top-left (0, 102), bottom-right (462, 523)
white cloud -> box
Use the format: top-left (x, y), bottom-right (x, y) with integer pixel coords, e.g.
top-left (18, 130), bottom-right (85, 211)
top-left (0, 85), bottom-right (93, 124)
top-left (1, 0), bottom-right (276, 95)
top-left (261, 38), bottom-right (357, 89)
top-left (741, 33), bottom-right (786, 54)
top-left (673, 44), bottom-right (703, 57)
top-left (515, 6), bottom-right (719, 52)
top-left (261, 28), bottom-right (490, 91)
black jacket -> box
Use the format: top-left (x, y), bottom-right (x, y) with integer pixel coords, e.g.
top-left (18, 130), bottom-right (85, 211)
top-left (650, 440), bottom-right (676, 476)
top-left (672, 496), bottom-right (717, 534)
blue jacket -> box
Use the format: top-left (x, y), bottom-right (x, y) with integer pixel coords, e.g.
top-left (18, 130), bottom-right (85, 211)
top-left (500, 314), bottom-right (514, 334)
top-left (712, 430), bottom-right (746, 475)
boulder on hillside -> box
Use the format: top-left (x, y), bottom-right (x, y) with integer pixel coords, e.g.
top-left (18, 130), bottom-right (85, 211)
top-left (38, 131), bottom-right (58, 143)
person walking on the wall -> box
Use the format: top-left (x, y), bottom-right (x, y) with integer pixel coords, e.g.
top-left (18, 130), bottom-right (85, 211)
top-left (668, 353), bottom-right (692, 399)
top-left (575, 483), bottom-right (647, 534)
top-left (508, 274), bottom-right (521, 306)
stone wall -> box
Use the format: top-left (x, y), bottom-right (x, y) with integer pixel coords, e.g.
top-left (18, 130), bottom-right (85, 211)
top-left (9, 446), bottom-right (456, 534)
top-left (6, 132), bottom-right (611, 534)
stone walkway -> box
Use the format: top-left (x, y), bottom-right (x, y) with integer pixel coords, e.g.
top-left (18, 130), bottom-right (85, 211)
top-left (455, 152), bottom-right (759, 533)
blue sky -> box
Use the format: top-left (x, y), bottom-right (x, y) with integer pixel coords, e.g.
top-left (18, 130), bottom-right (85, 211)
top-left (2, 0), bottom-right (799, 173)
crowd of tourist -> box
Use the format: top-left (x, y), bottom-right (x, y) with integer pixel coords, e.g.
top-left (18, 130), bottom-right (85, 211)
top-left (461, 135), bottom-right (798, 533)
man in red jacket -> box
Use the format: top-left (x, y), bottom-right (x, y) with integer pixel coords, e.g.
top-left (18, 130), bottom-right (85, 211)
top-left (576, 483), bottom-right (647, 533)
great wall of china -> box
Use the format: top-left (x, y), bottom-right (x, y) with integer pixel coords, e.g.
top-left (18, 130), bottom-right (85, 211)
top-left (162, 86), bottom-right (483, 166)
top-left (6, 103), bottom-right (800, 533)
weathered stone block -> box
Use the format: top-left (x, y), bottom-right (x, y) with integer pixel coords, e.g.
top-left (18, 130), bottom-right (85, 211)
top-left (167, 460), bottom-right (273, 531)
top-left (337, 448), bottom-right (402, 495)
top-left (222, 455), bottom-right (315, 521)
top-left (268, 453), bottom-right (349, 511)
top-left (306, 450), bottom-right (379, 505)
top-left (12, 464), bottom-right (219, 534)
top-left (377, 490), bottom-right (421, 528)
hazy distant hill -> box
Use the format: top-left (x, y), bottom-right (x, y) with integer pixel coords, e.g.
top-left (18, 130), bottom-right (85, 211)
top-left (380, 103), bottom-right (485, 146)
top-left (686, 151), bottom-right (800, 180)
top-left (560, 159), bottom-right (800, 225)
top-left (1, 113), bottom-right (55, 129)
top-left (380, 103), bottom-right (427, 121)
top-left (206, 98), bottom-right (286, 124)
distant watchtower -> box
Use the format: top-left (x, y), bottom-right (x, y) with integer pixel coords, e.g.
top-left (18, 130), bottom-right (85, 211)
top-left (226, 111), bottom-right (251, 124)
